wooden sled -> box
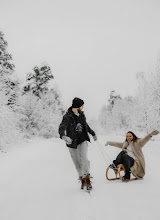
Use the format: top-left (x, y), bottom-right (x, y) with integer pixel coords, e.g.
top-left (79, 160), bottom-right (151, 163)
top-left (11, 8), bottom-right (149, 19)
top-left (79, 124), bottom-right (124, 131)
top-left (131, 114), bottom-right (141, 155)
top-left (106, 164), bottom-right (137, 181)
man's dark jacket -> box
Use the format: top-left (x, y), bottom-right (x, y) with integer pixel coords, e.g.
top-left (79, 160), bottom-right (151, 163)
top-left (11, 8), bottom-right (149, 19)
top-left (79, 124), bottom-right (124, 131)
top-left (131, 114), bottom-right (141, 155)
top-left (58, 107), bottom-right (95, 148)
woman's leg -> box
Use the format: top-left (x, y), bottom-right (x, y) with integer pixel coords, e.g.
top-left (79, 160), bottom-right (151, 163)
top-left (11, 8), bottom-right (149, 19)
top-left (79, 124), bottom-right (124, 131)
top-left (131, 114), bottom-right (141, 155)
top-left (113, 151), bottom-right (126, 166)
top-left (122, 154), bottom-right (134, 173)
top-left (121, 154), bottom-right (135, 180)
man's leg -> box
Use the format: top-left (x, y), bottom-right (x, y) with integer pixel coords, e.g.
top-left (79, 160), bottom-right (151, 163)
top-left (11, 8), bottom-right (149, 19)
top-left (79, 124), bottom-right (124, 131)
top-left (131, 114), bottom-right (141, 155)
top-left (68, 147), bottom-right (83, 177)
top-left (78, 142), bottom-right (92, 189)
top-left (78, 141), bottom-right (90, 177)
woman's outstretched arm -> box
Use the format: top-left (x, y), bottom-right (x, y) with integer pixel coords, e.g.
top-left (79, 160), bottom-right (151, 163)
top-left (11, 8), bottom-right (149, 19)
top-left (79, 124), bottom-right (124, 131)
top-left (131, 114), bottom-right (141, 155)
top-left (105, 141), bottom-right (123, 149)
top-left (138, 130), bottom-right (159, 148)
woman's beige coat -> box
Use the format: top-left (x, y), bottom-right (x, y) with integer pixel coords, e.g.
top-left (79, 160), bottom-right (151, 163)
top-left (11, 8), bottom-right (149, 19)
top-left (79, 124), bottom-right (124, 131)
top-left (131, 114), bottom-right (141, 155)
top-left (108, 134), bottom-right (152, 179)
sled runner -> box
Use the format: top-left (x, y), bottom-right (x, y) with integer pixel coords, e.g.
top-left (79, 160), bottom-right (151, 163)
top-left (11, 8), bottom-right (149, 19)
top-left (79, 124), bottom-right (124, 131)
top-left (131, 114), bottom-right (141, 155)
top-left (106, 164), bottom-right (137, 181)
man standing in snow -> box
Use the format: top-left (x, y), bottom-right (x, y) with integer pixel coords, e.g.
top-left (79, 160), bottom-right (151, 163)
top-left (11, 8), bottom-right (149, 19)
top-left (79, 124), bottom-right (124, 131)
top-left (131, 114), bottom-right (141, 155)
top-left (58, 97), bottom-right (97, 190)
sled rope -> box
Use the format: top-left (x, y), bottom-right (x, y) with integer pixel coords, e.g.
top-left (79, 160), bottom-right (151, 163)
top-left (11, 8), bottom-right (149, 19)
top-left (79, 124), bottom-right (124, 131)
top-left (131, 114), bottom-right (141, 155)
top-left (96, 141), bottom-right (111, 165)
top-left (96, 140), bottom-right (117, 168)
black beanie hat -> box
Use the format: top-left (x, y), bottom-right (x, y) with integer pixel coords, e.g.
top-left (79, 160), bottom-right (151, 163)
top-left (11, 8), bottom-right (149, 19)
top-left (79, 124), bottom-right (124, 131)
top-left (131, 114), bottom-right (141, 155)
top-left (72, 97), bottom-right (84, 108)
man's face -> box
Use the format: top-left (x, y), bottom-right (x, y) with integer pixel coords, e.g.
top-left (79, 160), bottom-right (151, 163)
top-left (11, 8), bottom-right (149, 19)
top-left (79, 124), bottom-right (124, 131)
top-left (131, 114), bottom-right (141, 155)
top-left (79, 105), bottom-right (84, 111)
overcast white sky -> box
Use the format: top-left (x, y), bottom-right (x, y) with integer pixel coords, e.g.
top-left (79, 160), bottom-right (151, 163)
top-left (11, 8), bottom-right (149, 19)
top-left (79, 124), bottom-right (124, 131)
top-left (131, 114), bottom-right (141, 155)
top-left (1, 0), bottom-right (160, 118)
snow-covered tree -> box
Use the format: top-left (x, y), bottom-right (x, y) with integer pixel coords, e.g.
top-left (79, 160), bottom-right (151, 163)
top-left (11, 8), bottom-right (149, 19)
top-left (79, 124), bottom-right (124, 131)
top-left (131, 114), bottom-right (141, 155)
top-left (23, 63), bottom-right (54, 98)
top-left (108, 90), bottom-right (122, 109)
top-left (0, 31), bottom-right (20, 107)
top-left (99, 91), bottom-right (124, 134)
top-left (19, 90), bottom-right (63, 138)
top-left (0, 82), bottom-right (22, 150)
top-left (21, 65), bottom-right (64, 137)
top-left (98, 62), bottom-right (160, 135)
top-left (0, 31), bottom-right (14, 74)
top-left (0, 31), bottom-right (23, 150)
top-left (134, 72), bottom-right (159, 132)
top-left (0, 103), bottom-right (22, 150)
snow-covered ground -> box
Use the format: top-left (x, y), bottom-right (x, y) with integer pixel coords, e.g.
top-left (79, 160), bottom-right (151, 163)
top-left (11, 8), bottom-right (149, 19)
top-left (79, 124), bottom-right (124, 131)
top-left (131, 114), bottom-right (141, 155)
top-left (0, 135), bottom-right (160, 220)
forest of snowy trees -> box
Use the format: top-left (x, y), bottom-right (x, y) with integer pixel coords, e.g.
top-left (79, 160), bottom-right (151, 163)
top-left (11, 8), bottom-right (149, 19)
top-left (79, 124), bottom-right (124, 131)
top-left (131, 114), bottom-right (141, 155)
top-left (1, 29), bottom-right (160, 150)
top-left (0, 31), bottom-right (64, 150)
top-left (98, 68), bottom-right (160, 134)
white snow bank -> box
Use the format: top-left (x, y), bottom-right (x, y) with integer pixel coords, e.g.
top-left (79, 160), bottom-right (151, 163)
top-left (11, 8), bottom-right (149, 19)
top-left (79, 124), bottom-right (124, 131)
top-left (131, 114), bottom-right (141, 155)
top-left (0, 135), bottom-right (159, 220)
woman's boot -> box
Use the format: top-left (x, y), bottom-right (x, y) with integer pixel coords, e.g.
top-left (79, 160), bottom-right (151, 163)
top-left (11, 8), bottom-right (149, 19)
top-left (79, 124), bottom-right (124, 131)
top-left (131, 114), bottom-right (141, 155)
top-left (122, 171), bottom-right (131, 181)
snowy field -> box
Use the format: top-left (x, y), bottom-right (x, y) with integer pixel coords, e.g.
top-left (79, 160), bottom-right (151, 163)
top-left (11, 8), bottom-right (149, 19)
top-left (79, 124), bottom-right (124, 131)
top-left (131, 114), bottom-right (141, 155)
top-left (0, 135), bottom-right (160, 220)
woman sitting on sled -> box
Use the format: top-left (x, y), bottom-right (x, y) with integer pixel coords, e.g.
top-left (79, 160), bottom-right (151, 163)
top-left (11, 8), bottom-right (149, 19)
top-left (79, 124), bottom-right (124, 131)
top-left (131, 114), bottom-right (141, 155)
top-left (105, 130), bottom-right (159, 181)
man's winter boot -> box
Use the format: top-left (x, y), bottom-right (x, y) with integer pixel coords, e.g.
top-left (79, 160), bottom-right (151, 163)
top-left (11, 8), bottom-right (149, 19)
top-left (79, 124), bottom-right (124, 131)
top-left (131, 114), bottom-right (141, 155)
top-left (79, 176), bottom-right (85, 189)
top-left (85, 174), bottom-right (92, 190)
top-left (122, 171), bottom-right (131, 181)
top-left (81, 178), bottom-right (86, 189)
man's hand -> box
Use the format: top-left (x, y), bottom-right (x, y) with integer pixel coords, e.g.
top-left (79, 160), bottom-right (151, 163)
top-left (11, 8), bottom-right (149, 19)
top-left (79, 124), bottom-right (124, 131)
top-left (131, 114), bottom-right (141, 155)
top-left (93, 135), bottom-right (97, 141)
top-left (62, 136), bottom-right (73, 145)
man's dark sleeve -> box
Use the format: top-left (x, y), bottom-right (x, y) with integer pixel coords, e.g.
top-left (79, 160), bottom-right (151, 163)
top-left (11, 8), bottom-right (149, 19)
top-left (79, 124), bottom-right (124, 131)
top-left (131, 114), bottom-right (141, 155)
top-left (58, 115), bottom-right (69, 139)
top-left (87, 123), bottom-right (95, 136)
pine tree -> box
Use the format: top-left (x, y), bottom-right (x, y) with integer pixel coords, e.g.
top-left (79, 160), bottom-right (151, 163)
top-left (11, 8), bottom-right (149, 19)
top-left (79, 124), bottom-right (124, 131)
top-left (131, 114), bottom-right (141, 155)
top-left (0, 31), bottom-right (14, 74)
top-left (0, 31), bottom-right (19, 107)
top-left (108, 90), bottom-right (122, 109)
top-left (0, 31), bottom-right (22, 148)
top-left (99, 91), bottom-right (136, 134)
top-left (24, 63), bottom-right (54, 98)
top-left (21, 64), bottom-right (64, 137)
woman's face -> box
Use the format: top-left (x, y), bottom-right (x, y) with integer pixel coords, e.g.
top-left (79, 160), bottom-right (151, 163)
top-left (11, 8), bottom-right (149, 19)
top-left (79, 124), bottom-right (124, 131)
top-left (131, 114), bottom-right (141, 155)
top-left (126, 133), bottom-right (134, 142)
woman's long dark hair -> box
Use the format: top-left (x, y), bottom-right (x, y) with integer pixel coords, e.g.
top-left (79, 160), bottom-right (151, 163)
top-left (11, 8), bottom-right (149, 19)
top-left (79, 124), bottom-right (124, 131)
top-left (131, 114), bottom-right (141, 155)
top-left (125, 131), bottom-right (139, 142)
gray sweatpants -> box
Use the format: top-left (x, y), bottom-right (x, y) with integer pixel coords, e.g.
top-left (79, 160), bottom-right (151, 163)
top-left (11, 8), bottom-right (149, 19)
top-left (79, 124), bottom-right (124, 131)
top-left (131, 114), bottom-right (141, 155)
top-left (68, 141), bottom-right (90, 178)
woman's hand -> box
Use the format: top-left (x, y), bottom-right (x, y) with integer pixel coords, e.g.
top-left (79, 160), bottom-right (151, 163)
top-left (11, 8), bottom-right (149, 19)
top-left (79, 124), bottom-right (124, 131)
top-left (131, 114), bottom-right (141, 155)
top-left (105, 141), bottom-right (109, 146)
top-left (150, 130), bottom-right (159, 136)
